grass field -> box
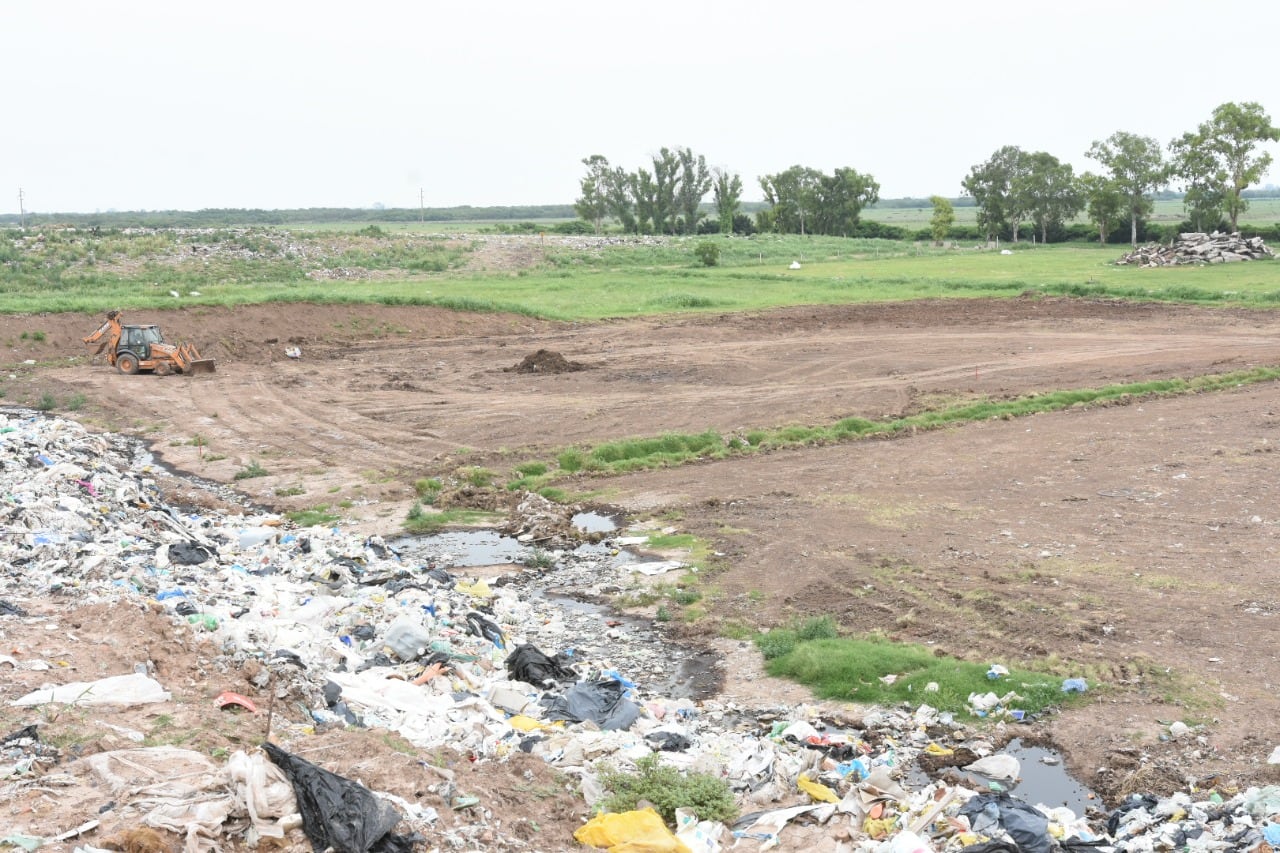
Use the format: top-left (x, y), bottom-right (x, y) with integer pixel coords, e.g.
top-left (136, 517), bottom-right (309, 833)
top-left (1, 228), bottom-right (1277, 316)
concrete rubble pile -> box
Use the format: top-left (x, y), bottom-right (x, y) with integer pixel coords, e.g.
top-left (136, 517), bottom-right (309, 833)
top-left (1116, 232), bottom-right (1275, 266)
top-left (5, 411), bottom-right (1280, 852)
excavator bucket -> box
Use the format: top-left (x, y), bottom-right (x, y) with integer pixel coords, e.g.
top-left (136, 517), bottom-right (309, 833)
top-left (177, 343), bottom-right (216, 374)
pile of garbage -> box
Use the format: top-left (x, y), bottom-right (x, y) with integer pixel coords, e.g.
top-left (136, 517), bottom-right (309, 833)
top-left (1116, 231), bottom-right (1274, 266)
top-left (6, 410), bottom-right (1280, 851)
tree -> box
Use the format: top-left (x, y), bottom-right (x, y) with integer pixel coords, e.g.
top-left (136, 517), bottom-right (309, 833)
top-left (1171, 102), bottom-right (1279, 231)
top-left (1017, 152), bottom-right (1082, 244)
top-left (674, 147), bottom-right (712, 235)
top-left (760, 165), bottom-right (823, 235)
top-left (574, 155), bottom-right (612, 235)
top-left (651, 147), bottom-right (681, 235)
top-left (1078, 172), bottom-right (1125, 244)
top-left (712, 168), bottom-right (743, 235)
top-left (815, 167), bottom-right (879, 236)
top-left (928, 195), bottom-right (954, 243)
top-left (632, 168), bottom-right (657, 234)
top-left (1086, 131), bottom-right (1167, 247)
top-left (962, 145), bottom-right (1028, 242)
top-left (603, 166), bottom-right (637, 233)
top-left (1168, 134), bottom-right (1228, 232)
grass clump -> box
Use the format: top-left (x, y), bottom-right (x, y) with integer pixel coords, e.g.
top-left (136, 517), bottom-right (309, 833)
top-left (462, 466), bottom-right (494, 487)
top-left (274, 485), bottom-right (306, 497)
top-left (403, 507), bottom-right (500, 534)
top-left (758, 624), bottom-right (1080, 718)
top-left (233, 459), bottom-right (269, 480)
top-left (287, 506), bottom-right (341, 527)
top-left (598, 754), bottom-right (737, 826)
top-left (36, 392), bottom-right (57, 412)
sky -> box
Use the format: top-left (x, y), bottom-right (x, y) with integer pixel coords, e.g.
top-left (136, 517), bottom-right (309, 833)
top-left (6, 0), bottom-right (1280, 214)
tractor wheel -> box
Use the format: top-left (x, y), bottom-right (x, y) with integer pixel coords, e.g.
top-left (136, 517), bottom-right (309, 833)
top-left (155, 360), bottom-right (172, 376)
top-left (116, 354), bottom-right (140, 375)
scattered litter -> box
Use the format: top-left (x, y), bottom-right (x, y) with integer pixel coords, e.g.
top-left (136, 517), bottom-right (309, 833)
top-left (11, 673), bottom-right (171, 707)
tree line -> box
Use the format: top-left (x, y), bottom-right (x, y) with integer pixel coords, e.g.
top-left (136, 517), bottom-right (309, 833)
top-left (577, 102), bottom-right (1278, 245)
top-left (574, 150), bottom-right (880, 237)
top-left (962, 102), bottom-right (1276, 246)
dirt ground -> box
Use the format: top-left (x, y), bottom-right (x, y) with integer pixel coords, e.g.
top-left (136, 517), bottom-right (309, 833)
top-left (8, 294), bottom-right (1280, 828)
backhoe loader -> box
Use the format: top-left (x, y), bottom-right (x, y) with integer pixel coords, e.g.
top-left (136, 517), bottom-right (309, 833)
top-left (83, 310), bottom-right (215, 375)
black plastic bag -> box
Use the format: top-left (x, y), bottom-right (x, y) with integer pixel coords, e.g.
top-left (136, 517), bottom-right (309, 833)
top-left (645, 731), bottom-right (692, 752)
top-left (0, 600), bottom-right (31, 617)
top-left (169, 541), bottom-right (213, 565)
top-left (263, 742), bottom-right (421, 853)
top-left (505, 644), bottom-right (577, 686)
top-left (542, 679), bottom-right (641, 730)
top-left (465, 612), bottom-right (505, 649)
top-left (959, 793), bottom-right (1051, 853)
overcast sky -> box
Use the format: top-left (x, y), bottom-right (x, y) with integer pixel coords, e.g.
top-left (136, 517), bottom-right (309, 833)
top-left (7, 1), bottom-right (1279, 214)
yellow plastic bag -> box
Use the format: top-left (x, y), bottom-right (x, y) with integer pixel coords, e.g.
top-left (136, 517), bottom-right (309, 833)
top-left (574, 808), bottom-right (693, 853)
top-left (455, 579), bottom-right (493, 598)
top-left (798, 772), bottom-right (840, 803)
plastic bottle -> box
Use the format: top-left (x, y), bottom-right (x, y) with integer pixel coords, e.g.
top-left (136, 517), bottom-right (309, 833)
top-left (383, 617), bottom-right (434, 661)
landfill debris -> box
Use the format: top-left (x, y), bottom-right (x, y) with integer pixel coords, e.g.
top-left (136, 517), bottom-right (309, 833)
top-left (1116, 231), bottom-right (1274, 266)
top-left (576, 808), bottom-right (691, 853)
top-left (2, 410), bottom-right (1278, 851)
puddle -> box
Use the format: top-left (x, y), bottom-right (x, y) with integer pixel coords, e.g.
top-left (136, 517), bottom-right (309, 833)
top-left (572, 511), bottom-right (618, 533)
top-left (390, 530), bottom-right (530, 567)
top-left (943, 738), bottom-right (1097, 814)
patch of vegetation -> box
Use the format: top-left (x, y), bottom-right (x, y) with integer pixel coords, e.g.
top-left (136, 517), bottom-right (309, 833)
top-left (757, 620), bottom-right (1084, 718)
top-left (523, 548), bottom-right (555, 569)
top-left (557, 449), bottom-right (584, 472)
top-left (287, 506), bottom-right (341, 526)
top-left (65, 392), bottom-right (86, 411)
top-left (515, 461), bottom-right (548, 477)
top-left (233, 459), bottom-right (269, 480)
top-left (694, 242), bottom-right (721, 267)
top-left (598, 754), bottom-right (738, 826)
top-left (462, 466), bottom-right (494, 487)
top-left (36, 392), bottom-right (56, 411)
top-left (274, 485), bottom-right (306, 497)
top-left (402, 507), bottom-right (501, 534)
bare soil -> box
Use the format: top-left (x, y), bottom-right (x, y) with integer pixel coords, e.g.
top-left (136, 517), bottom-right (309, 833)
top-left (7, 294), bottom-right (1280, 839)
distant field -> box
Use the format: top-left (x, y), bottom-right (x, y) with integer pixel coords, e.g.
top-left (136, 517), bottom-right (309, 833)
top-left (862, 197), bottom-right (1280, 229)
top-left (2, 228), bottom-right (1277, 316)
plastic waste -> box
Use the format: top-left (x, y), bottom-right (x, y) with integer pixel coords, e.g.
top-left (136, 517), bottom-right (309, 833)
top-left (505, 643), bottom-right (577, 686)
top-left (797, 772), bottom-right (840, 803)
top-left (382, 617), bottom-right (434, 662)
top-left (964, 754), bottom-right (1021, 781)
top-left (263, 742), bottom-right (423, 853)
top-left (959, 793), bottom-right (1052, 853)
top-left (888, 830), bottom-right (935, 853)
top-left (542, 679), bottom-right (642, 730)
top-left (1061, 678), bottom-right (1088, 694)
top-left (11, 673), bottom-right (170, 707)
top-left (575, 808), bottom-right (692, 853)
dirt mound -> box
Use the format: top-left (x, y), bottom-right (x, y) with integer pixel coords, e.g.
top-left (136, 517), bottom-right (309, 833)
top-left (506, 348), bottom-right (587, 374)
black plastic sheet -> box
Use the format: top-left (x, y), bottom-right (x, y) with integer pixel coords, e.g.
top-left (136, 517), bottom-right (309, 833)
top-left (959, 793), bottom-right (1051, 853)
top-left (505, 643), bottom-right (577, 686)
top-left (263, 742), bottom-right (421, 853)
top-left (541, 679), bottom-right (641, 730)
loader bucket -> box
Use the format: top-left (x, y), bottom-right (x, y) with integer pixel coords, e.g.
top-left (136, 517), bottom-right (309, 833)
top-left (185, 358), bottom-right (216, 374)
top-left (176, 343), bottom-right (216, 374)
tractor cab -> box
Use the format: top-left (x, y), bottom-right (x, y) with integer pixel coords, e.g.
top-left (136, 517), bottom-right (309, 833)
top-left (120, 325), bottom-right (164, 359)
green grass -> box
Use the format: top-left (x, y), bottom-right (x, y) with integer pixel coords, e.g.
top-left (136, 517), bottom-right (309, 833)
top-left (287, 506), bottom-right (341, 526)
top-left (402, 507), bottom-right (502, 534)
top-left (505, 365), bottom-right (1280, 482)
top-left (757, 620), bottom-right (1081, 718)
top-left (232, 459), bottom-right (268, 480)
top-left (3, 229), bottom-right (1278, 317)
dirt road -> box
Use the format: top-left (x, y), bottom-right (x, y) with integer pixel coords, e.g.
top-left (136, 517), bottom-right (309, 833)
top-left (11, 295), bottom-right (1280, 795)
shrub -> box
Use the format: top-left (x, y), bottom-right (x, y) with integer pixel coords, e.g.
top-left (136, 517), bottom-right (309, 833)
top-left (599, 754), bottom-right (737, 826)
top-left (233, 459), bottom-right (268, 480)
top-left (694, 242), bottom-right (720, 267)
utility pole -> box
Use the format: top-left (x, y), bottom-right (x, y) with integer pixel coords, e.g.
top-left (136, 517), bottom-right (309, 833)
top-left (419, 188), bottom-right (424, 224)
top-left (18, 187), bottom-right (25, 229)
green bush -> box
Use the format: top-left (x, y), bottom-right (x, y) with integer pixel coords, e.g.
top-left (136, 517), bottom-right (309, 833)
top-left (598, 754), bottom-right (737, 826)
top-left (694, 242), bottom-right (720, 267)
